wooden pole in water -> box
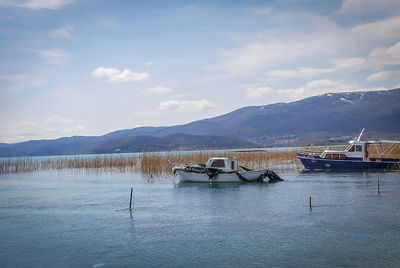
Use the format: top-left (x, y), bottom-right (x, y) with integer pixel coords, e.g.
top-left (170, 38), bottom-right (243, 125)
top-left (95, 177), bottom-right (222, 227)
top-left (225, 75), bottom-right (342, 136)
top-left (309, 196), bottom-right (312, 208)
top-left (378, 179), bottom-right (380, 194)
top-left (129, 187), bottom-right (133, 209)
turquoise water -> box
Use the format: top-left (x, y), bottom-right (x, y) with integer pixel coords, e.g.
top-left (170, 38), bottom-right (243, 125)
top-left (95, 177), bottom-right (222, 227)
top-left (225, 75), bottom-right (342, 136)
top-left (1, 170), bottom-right (400, 267)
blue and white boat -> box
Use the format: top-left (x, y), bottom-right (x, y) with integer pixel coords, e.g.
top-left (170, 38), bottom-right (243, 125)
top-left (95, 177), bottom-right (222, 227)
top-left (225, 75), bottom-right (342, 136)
top-left (297, 129), bottom-right (400, 170)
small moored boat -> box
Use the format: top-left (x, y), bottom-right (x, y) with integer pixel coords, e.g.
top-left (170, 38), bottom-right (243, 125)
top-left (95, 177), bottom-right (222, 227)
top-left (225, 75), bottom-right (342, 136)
top-left (297, 129), bottom-right (400, 170)
top-left (172, 157), bottom-right (283, 183)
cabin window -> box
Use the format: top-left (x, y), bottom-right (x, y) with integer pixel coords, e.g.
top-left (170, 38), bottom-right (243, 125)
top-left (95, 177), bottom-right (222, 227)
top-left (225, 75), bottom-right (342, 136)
top-left (340, 154), bottom-right (346, 159)
top-left (348, 145), bottom-right (355, 152)
top-left (333, 154), bottom-right (339, 159)
top-left (356, 145), bottom-right (362, 152)
top-left (211, 159), bottom-right (225, 168)
top-left (325, 154), bottom-right (331, 159)
top-left (231, 161), bottom-right (235, 170)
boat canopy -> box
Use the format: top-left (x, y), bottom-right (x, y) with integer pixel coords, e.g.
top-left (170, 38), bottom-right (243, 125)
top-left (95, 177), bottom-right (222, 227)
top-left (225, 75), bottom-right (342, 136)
top-left (349, 140), bottom-right (400, 144)
top-left (348, 128), bottom-right (400, 145)
top-left (206, 157), bottom-right (238, 172)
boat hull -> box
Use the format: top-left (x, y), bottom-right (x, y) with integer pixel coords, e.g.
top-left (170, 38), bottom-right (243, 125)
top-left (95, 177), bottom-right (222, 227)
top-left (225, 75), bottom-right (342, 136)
top-left (297, 153), bottom-right (400, 170)
top-left (175, 169), bottom-right (268, 182)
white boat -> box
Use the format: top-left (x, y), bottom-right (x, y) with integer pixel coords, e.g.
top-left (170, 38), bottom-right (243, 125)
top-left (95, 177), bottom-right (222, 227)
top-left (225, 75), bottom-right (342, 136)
top-left (172, 157), bottom-right (282, 183)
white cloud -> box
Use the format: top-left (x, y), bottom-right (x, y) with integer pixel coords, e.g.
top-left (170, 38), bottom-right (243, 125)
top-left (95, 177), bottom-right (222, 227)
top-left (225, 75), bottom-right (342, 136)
top-left (207, 41), bottom-right (308, 79)
top-left (331, 57), bottom-right (367, 71)
top-left (108, 70), bottom-right (149, 83)
top-left (333, 41), bottom-right (400, 71)
top-left (92, 66), bottom-right (150, 83)
top-left (265, 41), bottom-right (400, 82)
top-left (245, 80), bottom-right (389, 102)
top-left (0, 115), bottom-right (85, 143)
top-left (367, 70), bottom-right (400, 82)
top-left (339, 0), bottom-right (400, 14)
top-left (278, 80), bottom-right (358, 100)
top-left (52, 25), bottom-right (73, 39)
top-left (0, 74), bottom-right (45, 92)
top-left (206, 14), bottom-right (400, 81)
top-left (147, 86), bottom-right (172, 94)
top-left (350, 16), bottom-right (400, 42)
top-left (37, 48), bottom-right (69, 64)
top-left (159, 99), bottom-right (215, 111)
top-left (145, 61), bottom-right (154, 67)
top-left (245, 80), bottom-right (357, 101)
top-left (367, 41), bottom-right (400, 67)
top-left (92, 67), bottom-right (120, 77)
top-left (245, 86), bottom-right (273, 99)
top-left (266, 67), bottom-right (333, 80)
top-left (44, 114), bottom-right (74, 124)
top-left (173, 93), bottom-right (197, 99)
top-left (0, 0), bottom-right (75, 10)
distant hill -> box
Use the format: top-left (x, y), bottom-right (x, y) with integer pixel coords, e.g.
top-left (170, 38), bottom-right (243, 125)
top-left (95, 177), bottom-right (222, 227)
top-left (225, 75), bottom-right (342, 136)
top-left (0, 134), bottom-right (254, 157)
top-left (0, 143), bottom-right (9, 149)
top-left (0, 88), bottom-right (399, 157)
top-left (103, 126), bottom-right (168, 139)
top-left (0, 136), bottom-right (104, 157)
top-left (150, 88), bottom-right (400, 144)
top-left (92, 133), bottom-right (256, 154)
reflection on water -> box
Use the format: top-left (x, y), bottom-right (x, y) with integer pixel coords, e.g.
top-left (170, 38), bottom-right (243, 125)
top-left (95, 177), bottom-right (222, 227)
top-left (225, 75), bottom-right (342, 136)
top-left (0, 169), bottom-right (400, 267)
top-left (175, 181), bottom-right (246, 189)
top-left (299, 168), bottom-right (398, 175)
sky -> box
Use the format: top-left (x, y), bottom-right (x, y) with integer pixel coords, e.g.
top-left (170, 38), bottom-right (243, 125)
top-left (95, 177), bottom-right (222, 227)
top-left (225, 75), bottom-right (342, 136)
top-left (0, 0), bottom-right (400, 143)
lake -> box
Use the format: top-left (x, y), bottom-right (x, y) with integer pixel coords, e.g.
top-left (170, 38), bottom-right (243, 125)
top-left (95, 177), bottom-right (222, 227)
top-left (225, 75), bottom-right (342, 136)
top-left (1, 169), bottom-right (400, 267)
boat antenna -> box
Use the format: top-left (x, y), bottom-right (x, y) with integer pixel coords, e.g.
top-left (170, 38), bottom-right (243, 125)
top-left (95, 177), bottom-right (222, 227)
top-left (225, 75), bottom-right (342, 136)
top-left (356, 128), bottom-right (365, 141)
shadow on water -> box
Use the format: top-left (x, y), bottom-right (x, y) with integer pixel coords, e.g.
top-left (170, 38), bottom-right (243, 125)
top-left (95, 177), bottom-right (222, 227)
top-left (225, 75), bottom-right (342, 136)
top-left (299, 168), bottom-right (399, 175)
top-left (175, 181), bottom-right (245, 189)
top-left (174, 181), bottom-right (279, 189)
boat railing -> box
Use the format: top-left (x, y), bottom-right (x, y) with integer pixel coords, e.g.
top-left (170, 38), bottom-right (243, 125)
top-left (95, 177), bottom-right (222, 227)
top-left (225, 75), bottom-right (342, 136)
top-left (300, 150), bottom-right (324, 156)
top-left (368, 143), bottom-right (400, 159)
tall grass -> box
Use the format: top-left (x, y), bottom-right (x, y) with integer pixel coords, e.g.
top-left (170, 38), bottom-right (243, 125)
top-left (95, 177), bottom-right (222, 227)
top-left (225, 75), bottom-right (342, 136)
top-left (0, 150), bottom-right (301, 175)
top-left (3, 146), bottom-right (398, 176)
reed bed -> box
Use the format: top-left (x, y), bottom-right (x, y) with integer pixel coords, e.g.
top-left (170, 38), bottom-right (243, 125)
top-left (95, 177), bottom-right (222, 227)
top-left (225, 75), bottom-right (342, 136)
top-left (141, 150), bottom-right (301, 174)
top-left (2, 145), bottom-right (400, 176)
top-left (0, 149), bottom-right (301, 175)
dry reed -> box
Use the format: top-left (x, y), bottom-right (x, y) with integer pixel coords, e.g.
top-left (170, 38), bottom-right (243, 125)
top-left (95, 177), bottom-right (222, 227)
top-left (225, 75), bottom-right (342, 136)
top-left (0, 149), bottom-right (301, 175)
top-left (3, 146), bottom-right (398, 176)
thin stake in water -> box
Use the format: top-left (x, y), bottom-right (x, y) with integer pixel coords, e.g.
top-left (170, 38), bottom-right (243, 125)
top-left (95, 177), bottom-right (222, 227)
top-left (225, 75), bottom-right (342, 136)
top-left (129, 187), bottom-right (133, 210)
top-left (309, 196), bottom-right (312, 208)
top-left (115, 187), bottom-right (134, 212)
top-left (378, 179), bottom-right (380, 194)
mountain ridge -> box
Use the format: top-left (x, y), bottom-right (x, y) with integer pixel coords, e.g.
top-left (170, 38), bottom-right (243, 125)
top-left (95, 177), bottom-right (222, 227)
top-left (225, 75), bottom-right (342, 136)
top-left (0, 88), bottom-right (399, 157)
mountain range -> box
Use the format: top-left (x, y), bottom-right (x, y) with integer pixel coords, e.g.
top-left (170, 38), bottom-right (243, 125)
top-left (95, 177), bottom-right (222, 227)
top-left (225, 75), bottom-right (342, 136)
top-left (1, 88), bottom-right (399, 157)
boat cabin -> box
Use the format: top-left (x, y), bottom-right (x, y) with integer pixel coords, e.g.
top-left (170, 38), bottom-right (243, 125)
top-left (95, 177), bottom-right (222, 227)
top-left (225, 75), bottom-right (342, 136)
top-left (319, 128), bottom-right (369, 160)
top-left (319, 128), bottom-right (390, 161)
top-left (320, 141), bottom-right (367, 160)
top-left (206, 157), bottom-right (238, 172)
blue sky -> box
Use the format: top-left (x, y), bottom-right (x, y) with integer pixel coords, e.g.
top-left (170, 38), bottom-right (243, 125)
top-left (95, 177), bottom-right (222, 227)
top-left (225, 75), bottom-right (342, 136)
top-left (0, 0), bottom-right (399, 143)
